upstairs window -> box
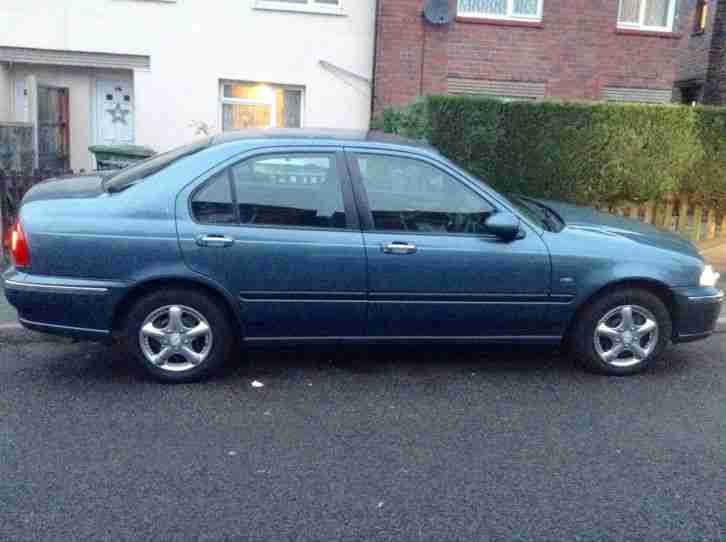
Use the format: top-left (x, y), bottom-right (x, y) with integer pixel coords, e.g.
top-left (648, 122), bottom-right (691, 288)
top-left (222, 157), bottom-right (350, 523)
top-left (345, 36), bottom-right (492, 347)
top-left (457, 0), bottom-right (543, 21)
top-left (694, 0), bottom-right (709, 33)
top-left (255, 0), bottom-right (342, 15)
top-left (617, 0), bottom-right (678, 32)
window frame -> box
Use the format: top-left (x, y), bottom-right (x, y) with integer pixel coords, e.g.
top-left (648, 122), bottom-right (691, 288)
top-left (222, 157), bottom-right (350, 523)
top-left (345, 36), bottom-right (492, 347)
top-left (616, 0), bottom-right (678, 33)
top-left (345, 149), bottom-right (503, 239)
top-left (189, 147), bottom-right (360, 232)
top-left (457, 0), bottom-right (543, 22)
top-left (693, 0), bottom-right (709, 33)
top-left (254, 0), bottom-right (344, 16)
top-left (219, 81), bottom-right (305, 132)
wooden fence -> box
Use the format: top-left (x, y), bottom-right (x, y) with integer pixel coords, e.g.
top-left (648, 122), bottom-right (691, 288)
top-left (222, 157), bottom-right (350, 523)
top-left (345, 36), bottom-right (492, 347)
top-left (598, 194), bottom-right (726, 247)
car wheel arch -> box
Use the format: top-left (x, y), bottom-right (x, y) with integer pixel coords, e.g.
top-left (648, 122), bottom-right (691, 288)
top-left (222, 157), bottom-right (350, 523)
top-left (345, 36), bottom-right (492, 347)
top-left (111, 277), bottom-right (243, 339)
top-left (564, 278), bottom-right (679, 344)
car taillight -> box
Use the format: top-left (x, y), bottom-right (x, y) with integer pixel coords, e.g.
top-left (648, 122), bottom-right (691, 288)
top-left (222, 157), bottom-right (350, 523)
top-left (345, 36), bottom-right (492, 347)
top-left (10, 222), bottom-right (30, 269)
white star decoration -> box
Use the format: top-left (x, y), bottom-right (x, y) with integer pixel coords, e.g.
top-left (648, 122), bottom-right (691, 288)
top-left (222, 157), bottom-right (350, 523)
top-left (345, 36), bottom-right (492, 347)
top-left (106, 102), bottom-right (130, 125)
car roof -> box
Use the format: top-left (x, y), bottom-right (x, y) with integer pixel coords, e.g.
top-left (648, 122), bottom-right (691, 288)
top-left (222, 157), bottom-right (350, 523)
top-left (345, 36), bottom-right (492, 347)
top-left (210, 128), bottom-right (437, 154)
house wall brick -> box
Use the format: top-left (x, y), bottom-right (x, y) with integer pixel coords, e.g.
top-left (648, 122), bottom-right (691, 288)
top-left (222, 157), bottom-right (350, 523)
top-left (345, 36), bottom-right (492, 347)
top-left (704, 0), bottom-right (726, 103)
top-left (374, 0), bottom-right (688, 112)
top-left (676, 0), bottom-right (716, 85)
top-left (675, 0), bottom-right (726, 104)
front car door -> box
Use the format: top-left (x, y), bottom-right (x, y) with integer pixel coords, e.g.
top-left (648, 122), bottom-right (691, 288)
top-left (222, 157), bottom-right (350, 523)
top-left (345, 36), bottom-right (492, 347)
top-left (346, 149), bottom-right (553, 340)
top-left (177, 147), bottom-right (367, 339)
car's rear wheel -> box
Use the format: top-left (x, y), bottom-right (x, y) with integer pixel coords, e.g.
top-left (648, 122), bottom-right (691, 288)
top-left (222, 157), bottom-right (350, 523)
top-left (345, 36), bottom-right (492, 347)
top-left (572, 288), bottom-right (672, 375)
top-left (124, 289), bottom-right (235, 382)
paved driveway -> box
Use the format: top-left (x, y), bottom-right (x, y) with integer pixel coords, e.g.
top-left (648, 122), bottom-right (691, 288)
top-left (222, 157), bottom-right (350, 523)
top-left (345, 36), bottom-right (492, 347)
top-left (0, 338), bottom-right (723, 541)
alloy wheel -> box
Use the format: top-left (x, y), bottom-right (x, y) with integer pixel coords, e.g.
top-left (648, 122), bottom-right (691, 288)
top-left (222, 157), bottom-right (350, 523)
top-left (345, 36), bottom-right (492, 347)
top-left (593, 304), bottom-right (659, 368)
top-left (139, 305), bottom-right (213, 372)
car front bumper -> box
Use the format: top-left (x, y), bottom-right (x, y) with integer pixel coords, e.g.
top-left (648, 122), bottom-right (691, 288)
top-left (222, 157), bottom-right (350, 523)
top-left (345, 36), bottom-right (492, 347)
top-left (671, 287), bottom-right (724, 343)
top-left (2, 267), bottom-right (128, 341)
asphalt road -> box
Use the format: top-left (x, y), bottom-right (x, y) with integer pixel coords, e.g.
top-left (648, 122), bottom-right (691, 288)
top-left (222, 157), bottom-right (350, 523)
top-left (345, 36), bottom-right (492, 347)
top-left (0, 338), bottom-right (723, 541)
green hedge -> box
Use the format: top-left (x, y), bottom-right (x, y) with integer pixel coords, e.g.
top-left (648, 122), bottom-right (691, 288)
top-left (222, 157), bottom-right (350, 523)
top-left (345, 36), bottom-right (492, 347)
top-left (373, 96), bottom-right (726, 207)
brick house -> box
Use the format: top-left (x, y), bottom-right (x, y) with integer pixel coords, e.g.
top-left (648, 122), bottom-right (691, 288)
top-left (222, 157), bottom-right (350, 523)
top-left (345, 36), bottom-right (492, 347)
top-left (373, 0), bottom-right (689, 112)
top-left (675, 0), bottom-right (726, 104)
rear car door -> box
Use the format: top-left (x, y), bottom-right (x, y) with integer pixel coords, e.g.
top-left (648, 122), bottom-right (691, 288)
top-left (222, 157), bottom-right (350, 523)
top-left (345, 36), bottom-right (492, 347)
top-left (346, 150), bottom-right (552, 339)
top-left (177, 147), bottom-right (367, 339)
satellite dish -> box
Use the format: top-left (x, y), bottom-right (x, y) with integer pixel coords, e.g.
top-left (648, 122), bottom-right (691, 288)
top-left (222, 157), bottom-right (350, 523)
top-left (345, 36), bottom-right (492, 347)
top-left (423, 0), bottom-right (451, 25)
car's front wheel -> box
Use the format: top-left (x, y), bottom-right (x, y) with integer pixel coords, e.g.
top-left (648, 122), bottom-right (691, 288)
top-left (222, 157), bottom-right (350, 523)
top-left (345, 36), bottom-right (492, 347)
top-left (124, 289), bottom-right (235, 382)
top-left (572, 288), bottom-right (672, 375)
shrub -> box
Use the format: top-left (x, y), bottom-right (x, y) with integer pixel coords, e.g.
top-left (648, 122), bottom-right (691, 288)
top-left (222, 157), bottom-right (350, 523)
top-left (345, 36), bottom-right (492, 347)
top-left (372, 99), bottom-right (430, 141)
top-left (374, 96), bottom-right (726, 207)
top-left (682, 107), bottom-right (726, 205)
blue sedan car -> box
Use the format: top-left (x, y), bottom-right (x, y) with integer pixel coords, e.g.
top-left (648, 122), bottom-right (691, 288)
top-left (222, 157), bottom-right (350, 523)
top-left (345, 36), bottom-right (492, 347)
top-left (3, 129), bottom-right (723, 382)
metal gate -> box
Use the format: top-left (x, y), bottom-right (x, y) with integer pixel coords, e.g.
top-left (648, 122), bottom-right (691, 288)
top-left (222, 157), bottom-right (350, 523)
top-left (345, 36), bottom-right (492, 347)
top-left (36, 86), bottom-right (70, 172)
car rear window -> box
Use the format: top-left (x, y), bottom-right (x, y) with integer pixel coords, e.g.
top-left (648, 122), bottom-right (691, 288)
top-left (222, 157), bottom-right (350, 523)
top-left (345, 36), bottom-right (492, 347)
top-left (104, 138), bottom-right (212, 193)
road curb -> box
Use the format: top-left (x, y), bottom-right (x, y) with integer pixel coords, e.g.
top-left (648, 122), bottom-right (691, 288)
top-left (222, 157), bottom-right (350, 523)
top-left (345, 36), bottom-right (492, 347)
top-left (0, 322), bottom-right (73, 345)
top-left (716, 316), bottom-right (726, 335)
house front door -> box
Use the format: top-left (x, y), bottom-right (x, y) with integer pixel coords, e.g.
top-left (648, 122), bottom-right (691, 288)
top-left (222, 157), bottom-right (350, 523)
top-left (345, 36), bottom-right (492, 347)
top-left (96, 81), bottom-right (134, 145)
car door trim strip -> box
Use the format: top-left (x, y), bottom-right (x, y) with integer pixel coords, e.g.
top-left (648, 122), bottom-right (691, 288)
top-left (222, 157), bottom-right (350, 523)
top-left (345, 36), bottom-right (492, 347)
top-left (240, 291), bottom-right (573, 304)
top-left (5, 280), bottom-right (109, 295)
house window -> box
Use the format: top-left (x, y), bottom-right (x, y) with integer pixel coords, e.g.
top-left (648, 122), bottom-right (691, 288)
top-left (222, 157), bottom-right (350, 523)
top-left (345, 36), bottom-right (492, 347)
top-left (220, 82), bottom-right (303, 131)
top-left (694, 0), bottom-right (709, 33)
top-left (617, 0), bottom-right (678, 32)
top-left (255, 0), bottom-right (342, 15)
top-left (457, 0), bottom-right (543, 21)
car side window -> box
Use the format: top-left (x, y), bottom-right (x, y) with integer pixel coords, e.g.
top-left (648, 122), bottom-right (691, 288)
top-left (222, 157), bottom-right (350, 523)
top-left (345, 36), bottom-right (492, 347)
top-left (192, 153), bottom-right (348, 229)
top-left (354, 153), bottom-right (494, 234)
top-left (191, 170), bottom-right (237, 224)
top-left (230, 153), bottom-right (347, 229)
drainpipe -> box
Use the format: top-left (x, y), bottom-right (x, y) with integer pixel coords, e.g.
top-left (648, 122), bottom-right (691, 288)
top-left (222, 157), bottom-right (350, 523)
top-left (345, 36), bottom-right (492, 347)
top-left (369, 0), bottom-right (381, 123)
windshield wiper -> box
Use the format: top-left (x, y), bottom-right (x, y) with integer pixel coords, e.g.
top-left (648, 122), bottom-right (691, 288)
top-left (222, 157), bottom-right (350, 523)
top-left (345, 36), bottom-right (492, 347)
top-left (511, 196), bottom-right (554, 231)
top-left (517, 196), bottom-right (565, 231)
top-left (540, 208), bottom-right (560, 230)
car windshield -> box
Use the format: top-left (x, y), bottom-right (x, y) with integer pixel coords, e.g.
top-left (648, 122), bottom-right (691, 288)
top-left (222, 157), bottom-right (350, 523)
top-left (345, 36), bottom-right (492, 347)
top-left (104, 138), bottom-right (212, 193)
top-left (507, 195), bottom-right (565, 232)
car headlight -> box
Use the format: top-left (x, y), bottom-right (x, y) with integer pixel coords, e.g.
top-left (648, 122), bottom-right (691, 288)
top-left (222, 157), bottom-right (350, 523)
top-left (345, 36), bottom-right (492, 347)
top-left (700, 265), bottom-right (720, 287)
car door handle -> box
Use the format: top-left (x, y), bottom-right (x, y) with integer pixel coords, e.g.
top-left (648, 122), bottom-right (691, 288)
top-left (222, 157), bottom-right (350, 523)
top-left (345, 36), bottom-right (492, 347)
top-left (196, 234), bottom-right (234, 248)
top-left (382, 241), bottom-right (417, 255)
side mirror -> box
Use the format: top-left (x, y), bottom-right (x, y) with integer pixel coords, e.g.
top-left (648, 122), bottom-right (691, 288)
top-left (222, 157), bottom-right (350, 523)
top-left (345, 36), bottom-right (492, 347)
top-left (484, 212), bottom-right (521, 241)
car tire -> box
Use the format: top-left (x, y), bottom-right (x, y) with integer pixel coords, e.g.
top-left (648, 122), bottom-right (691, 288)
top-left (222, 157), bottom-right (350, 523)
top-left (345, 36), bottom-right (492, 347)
top-left (572, 288), bottom-right (672, 376)
top-left (124, 288), bottom-right (236, 383)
